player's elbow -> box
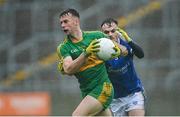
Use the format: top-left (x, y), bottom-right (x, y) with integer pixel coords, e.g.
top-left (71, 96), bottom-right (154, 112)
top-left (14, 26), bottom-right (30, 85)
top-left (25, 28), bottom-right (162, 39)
top-left (64, 66), bottom-right (76, 75)
top-left (139, 53), bottom-right (144, 58)
top-left (136, 52), bottom-right (144, 59)
top-left (64, 69), bottom-right (74, 75)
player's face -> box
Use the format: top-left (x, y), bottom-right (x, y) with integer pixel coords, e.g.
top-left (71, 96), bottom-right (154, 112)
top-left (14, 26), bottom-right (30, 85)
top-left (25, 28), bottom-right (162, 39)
top-left (101, 22), bottom-right (118, 41)
top-left (60, 13), bottom-right (78, 35)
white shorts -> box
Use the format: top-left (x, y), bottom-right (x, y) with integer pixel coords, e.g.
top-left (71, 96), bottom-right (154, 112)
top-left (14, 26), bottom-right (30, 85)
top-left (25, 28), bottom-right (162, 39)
top-left (110, 91), bottom-right (145, 116)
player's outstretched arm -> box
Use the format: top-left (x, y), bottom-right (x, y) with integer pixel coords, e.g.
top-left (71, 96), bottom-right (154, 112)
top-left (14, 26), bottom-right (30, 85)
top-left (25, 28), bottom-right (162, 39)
top-left (116, 28), bottom-right (144, 58)
top-left (128, 41), bottom-right (144, 58)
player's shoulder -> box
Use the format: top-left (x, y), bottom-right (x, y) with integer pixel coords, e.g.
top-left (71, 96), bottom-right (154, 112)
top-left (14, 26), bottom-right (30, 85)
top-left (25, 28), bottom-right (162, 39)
top-left (83, 31), bottom-right (107, 39)
top-left (57, 38), bottom-right (68, 51)
top-left (84, 30), bottom-right (105, 35)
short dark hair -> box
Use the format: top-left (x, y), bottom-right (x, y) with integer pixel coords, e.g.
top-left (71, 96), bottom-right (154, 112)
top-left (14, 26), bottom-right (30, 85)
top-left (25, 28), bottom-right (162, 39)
top-left (101, 18), bottom-right (118, 27)
top-left (59, 8), bottom-right (80, 18)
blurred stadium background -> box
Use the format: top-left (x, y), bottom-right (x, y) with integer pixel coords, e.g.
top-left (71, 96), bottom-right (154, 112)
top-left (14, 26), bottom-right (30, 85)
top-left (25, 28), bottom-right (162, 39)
top-left (0, 0), bottom-right (180, 115)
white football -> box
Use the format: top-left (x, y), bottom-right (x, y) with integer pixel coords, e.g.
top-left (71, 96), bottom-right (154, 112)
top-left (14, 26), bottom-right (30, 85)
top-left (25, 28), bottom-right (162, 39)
top-left (97, 38), bottom-right (116, 61)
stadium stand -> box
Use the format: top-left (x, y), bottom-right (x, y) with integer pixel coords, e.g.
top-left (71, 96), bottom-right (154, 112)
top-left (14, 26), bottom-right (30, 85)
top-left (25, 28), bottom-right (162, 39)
top-left (0, 0), bottom-right (179, 115)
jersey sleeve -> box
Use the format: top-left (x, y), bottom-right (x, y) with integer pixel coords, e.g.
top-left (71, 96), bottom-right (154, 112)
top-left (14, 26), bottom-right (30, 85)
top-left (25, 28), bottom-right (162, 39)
top-left (57, 44), bottom-right (70, 59)
top-left (128, 41), bottom-right (144, 58)
top-left (100, 31), bottom-right (109, 38)
top-left (95, 31), bottom-right (109, 39)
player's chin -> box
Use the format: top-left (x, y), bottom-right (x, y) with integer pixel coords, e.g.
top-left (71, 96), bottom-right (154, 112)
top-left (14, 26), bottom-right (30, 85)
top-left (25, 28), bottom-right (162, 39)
top-left (63, 29), bottom-right (69, 34)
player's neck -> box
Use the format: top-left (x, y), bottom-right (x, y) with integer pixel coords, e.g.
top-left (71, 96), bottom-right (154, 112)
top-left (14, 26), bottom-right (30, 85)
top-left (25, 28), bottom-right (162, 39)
top-left (70, 29), bottom-right (83, 43)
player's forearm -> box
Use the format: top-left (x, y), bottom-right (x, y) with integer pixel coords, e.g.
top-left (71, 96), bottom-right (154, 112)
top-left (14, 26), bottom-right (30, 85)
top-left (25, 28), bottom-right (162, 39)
top-left (128, 41), bottom-right (144, 58)
top-left (64, 53), bottom-right (86, 74)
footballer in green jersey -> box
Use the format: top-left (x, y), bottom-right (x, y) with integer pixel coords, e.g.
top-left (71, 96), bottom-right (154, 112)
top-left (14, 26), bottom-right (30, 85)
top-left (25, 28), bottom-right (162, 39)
top-left (58, 8), bottom-right (120, 116)
top-left (57, 31), bottom-right (114, 109)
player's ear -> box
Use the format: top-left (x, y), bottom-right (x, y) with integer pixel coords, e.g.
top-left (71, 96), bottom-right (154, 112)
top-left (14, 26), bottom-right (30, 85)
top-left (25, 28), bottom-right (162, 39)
top-left (74, 17), bottom-right (80, 26)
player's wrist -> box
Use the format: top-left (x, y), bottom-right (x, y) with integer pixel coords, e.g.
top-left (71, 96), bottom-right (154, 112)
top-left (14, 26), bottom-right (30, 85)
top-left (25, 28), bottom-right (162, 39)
top-left (83, 49), bottom-right (90, 57)
top-left (126, 37), bottom-right (132, 42)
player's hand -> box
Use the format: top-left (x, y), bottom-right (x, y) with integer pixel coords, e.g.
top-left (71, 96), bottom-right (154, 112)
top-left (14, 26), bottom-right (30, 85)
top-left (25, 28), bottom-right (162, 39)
top-left (116, 28), bottom-right (132, 42)
top-left (85, 39), bottom-right (100, 56)
top-left (111, 41), bottom-right (121, 59)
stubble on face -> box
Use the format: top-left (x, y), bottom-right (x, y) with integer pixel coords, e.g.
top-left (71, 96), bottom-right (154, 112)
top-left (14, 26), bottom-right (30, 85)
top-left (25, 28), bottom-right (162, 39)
top-left (101, 23), bottom-right (118, 41)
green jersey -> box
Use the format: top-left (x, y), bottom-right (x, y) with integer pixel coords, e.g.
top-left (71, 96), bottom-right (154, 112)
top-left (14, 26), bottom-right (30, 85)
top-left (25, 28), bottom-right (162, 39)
top-left (57, 31), bottom-right (114, 109)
